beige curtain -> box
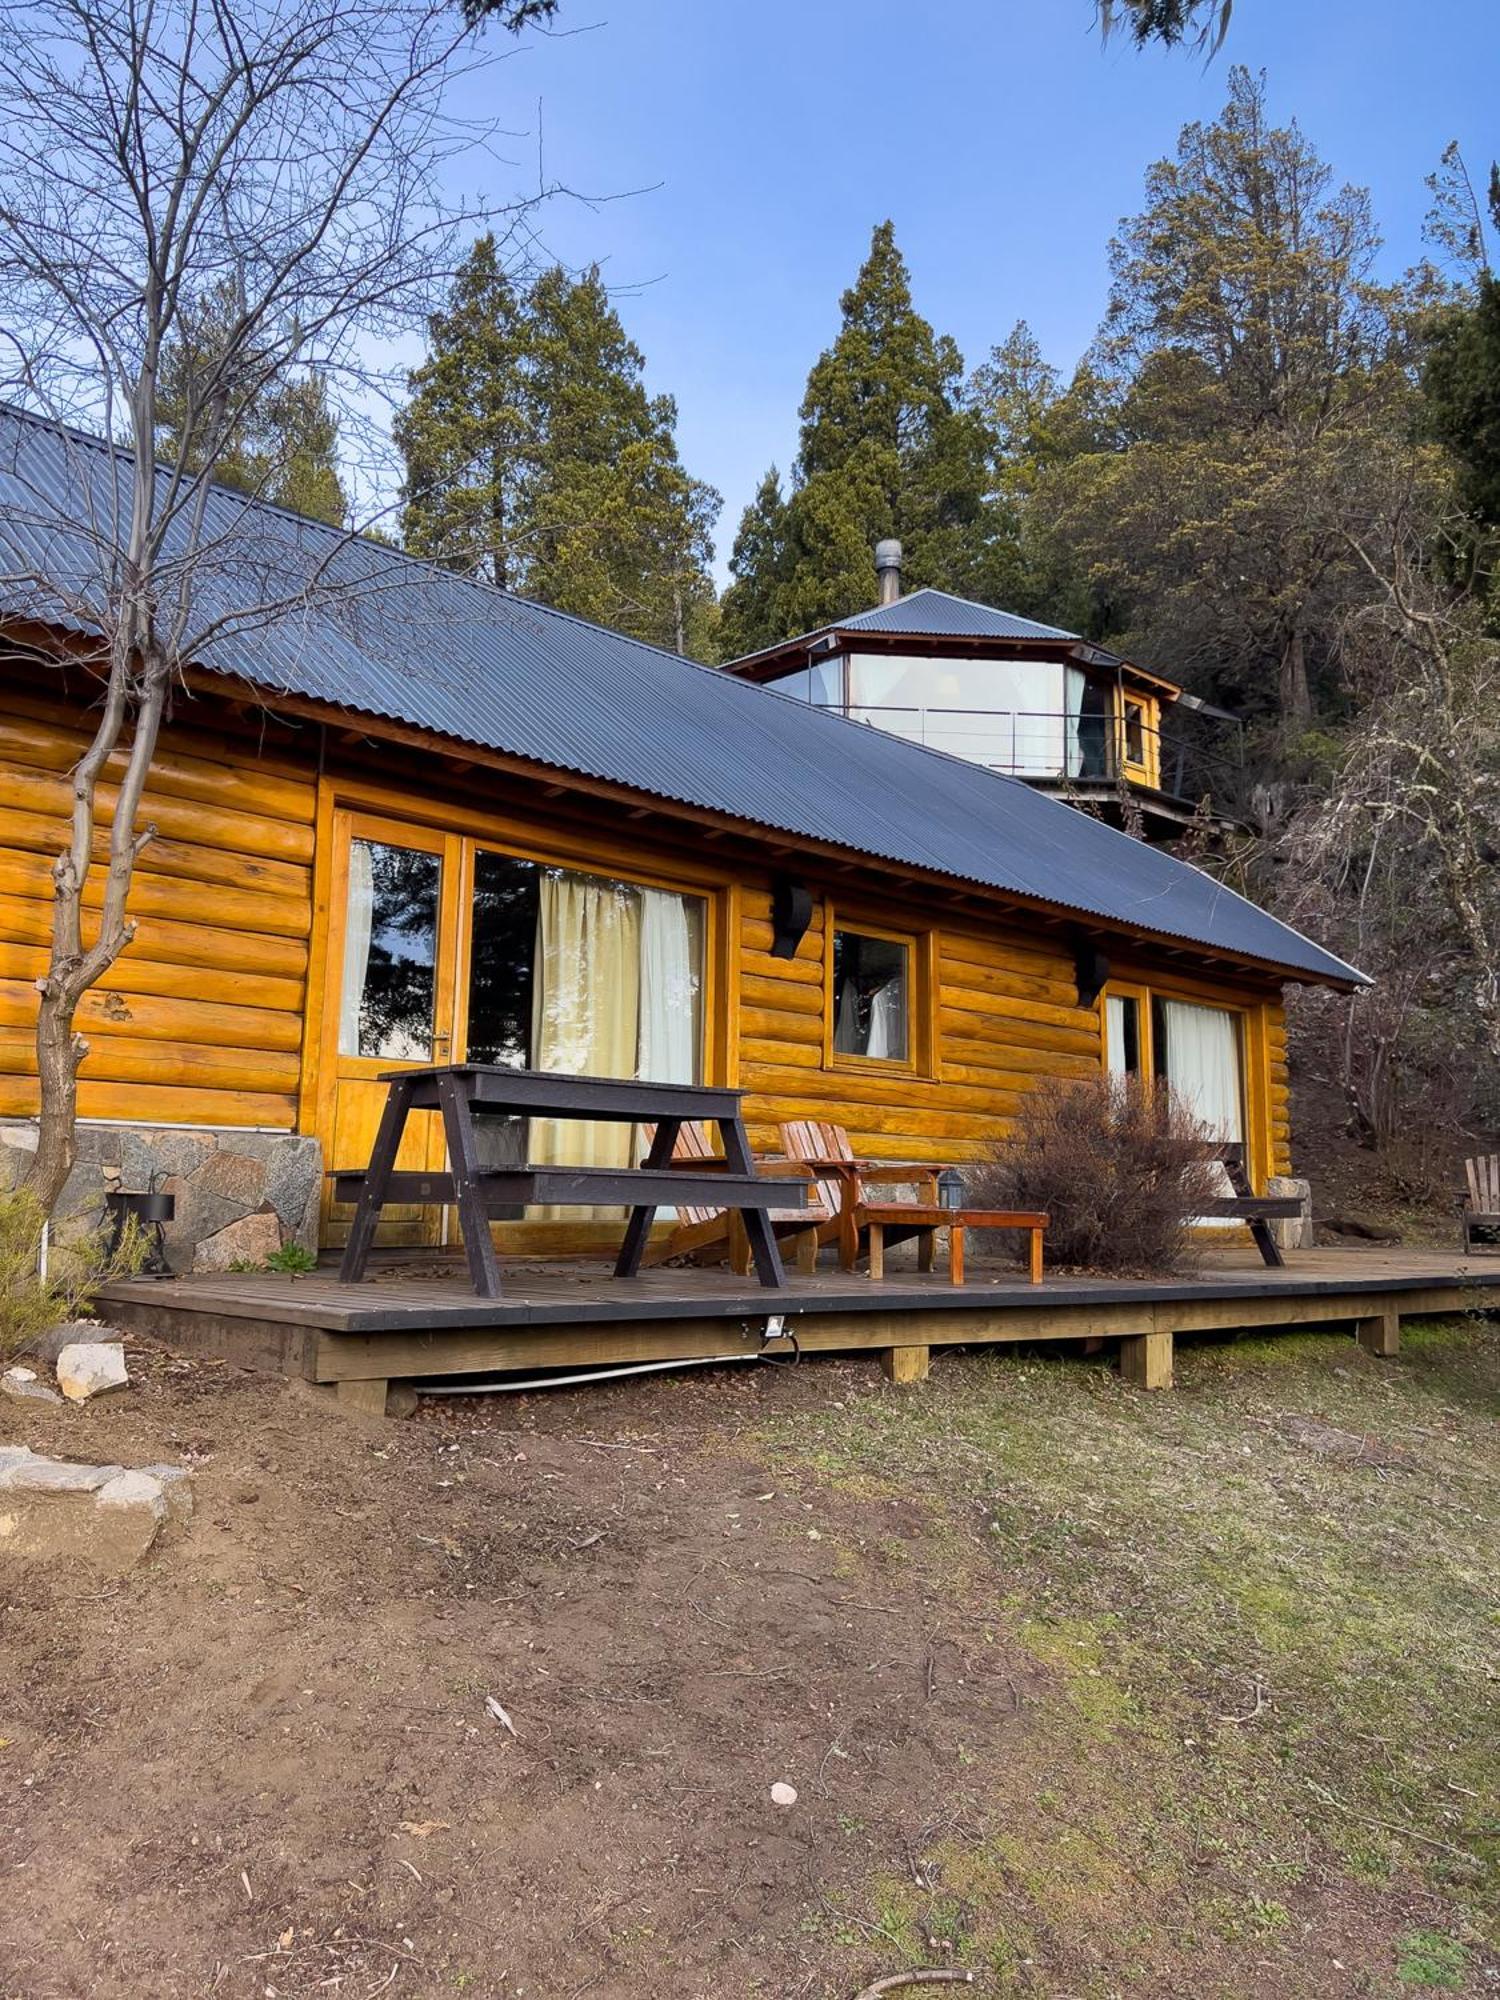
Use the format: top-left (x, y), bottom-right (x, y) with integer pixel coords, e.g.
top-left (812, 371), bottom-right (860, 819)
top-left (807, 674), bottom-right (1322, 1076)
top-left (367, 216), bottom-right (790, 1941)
top-left (530, 872), bottom-right (640, 1214)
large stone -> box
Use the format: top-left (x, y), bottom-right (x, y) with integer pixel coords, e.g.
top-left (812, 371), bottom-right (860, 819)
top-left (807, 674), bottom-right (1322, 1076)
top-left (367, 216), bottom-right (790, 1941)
top-left (264, 1140), bottom-right (322, 1245)
top-left (56, 1341), bottom-right (131, 1402)
top-left (0, 1453), bottom-right (123, 1494)
top-left (1, 1366), bottom-right (62, 1405)
top-left (1267, 1177), bottom-right (1314, 1252)
top-left (192, 1207), bottom-right (281, 1273)
top-left (27, 1320), bottom-right (124, 1367)
top-left (191, 1148), bottom-right (268, 1206)
top-left (95, 1472), bottom-right (170, 1566)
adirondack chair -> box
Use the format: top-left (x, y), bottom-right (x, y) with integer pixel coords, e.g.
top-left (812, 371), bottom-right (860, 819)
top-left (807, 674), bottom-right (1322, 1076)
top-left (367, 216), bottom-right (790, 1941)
top-left (1463, 1154), bottom-right (1500, 1253)
top-left (779, 1119), bottom-right (946, 1271)
top-left (779, 1118), bottom-right (1049, 1285)
top-left (637, 1121), bottom-right (838, 1275)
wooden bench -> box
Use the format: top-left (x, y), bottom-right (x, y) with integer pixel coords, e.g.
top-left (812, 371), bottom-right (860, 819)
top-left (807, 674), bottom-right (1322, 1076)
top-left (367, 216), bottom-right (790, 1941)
top-left (1463, 1154), bottom-right (1500, 1254)
top-left (1198, 1143), bottom-right (1304, 1268)
top-left (863, 1205), bottom-right (1048, 1285)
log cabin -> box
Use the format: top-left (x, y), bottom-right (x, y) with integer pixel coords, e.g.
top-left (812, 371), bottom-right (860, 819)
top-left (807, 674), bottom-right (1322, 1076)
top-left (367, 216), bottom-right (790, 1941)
top-left (0, 404), bottom-right (1364, 1276)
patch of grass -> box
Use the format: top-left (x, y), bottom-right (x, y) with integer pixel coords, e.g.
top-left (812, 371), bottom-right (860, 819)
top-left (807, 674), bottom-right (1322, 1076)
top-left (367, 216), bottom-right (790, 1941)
top-left (759, 1320), bottom-right (1500, 1983)
top-left (1397, 1927), bottom-right (1470, 1988)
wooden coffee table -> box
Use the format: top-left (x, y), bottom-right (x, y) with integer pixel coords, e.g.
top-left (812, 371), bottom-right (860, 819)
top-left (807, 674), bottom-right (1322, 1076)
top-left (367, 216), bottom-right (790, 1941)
top-left (862, 1205), bottom-right (1048, 1286)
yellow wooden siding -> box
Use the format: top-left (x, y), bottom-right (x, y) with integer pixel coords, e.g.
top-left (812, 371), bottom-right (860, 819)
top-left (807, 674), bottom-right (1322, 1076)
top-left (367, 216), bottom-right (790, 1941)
top-left (0, 683), bottom-right (1294, 1198)
top-left (0, 696), bottom-right (314, 1129)
top-left (735, 890), bottom-right (1104, 1163)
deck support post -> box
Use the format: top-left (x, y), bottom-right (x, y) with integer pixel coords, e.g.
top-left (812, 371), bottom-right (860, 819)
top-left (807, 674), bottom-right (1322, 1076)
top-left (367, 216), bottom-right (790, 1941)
top-left (1355, 1306), bottom-right (1401, 1358)
top-left (1119, 1328), bottom-right (1173, 1391)
top-left (336, 1376), bottom-right (392, 1419)
top-left (881, 1343), bottom-right (930, 1385)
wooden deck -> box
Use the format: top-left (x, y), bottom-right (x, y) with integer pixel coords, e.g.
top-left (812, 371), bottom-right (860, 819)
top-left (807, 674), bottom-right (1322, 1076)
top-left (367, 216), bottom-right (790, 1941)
top-left (98, 1244), bottom-right (1500, 1414)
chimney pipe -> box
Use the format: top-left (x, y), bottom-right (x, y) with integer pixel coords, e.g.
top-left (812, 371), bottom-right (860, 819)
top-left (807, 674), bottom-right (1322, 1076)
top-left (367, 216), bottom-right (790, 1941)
top-left (874, 537), bottom-right (903, 607)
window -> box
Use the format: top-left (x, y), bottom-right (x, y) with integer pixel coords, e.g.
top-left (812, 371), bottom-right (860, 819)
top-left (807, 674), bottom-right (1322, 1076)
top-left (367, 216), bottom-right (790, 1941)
top-left (1105, 986), bottom-right (1245, 1145)
top-left (844, 653), bottom-right (1091, 779)
top-left (831, 927), bottom-right (910, 1063)
top-left (1122, 697), bottom-right (1148, 769)
top-left (339, 838), bottom-right (442, 1060)
top-left (464, 851), bottom-right (705, 1088)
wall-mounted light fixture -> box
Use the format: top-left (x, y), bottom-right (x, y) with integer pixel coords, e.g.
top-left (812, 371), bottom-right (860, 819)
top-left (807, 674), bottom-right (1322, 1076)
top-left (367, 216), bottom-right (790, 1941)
top-left (769, 877), bottom-right (814, 959)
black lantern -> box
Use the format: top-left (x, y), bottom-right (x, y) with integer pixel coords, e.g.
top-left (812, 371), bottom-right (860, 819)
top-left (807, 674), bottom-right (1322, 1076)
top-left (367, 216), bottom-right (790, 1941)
top-left (103, 1187), bottom-right (175, 1276)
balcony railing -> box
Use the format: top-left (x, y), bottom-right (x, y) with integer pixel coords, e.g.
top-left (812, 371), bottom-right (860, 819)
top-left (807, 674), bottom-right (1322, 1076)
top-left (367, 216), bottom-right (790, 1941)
top-left (837, 703), bottom-right (1237, 802)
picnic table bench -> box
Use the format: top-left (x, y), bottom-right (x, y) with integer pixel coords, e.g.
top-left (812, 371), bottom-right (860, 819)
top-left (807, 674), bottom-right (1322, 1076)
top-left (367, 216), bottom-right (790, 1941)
top-left (334, 1065), bottom-right (803, 1297)
top-left (1198, 1142), bottom-right (1303, 1267)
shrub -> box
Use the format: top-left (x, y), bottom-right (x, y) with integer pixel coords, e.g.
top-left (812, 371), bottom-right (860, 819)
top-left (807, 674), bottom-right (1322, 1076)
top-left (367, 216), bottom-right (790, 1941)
top-left (966, 1073), bottom-right (1225, 1277)
top-left (0, 1187), bottom-right (145, 1365)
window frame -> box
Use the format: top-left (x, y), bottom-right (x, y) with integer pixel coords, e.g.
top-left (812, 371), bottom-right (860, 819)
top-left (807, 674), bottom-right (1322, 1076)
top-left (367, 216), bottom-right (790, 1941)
top-left (1102, 977), bottom-right (1259, 1176)
top-left (823, 911), bottom-right (928, 1077)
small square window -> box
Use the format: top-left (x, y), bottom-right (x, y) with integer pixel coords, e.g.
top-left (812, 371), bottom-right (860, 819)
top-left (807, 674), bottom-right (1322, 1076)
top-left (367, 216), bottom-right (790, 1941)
top-left (832, 928), bottom-right (910, 1062)
top-left (1123, 699), bottom-right (1147, 767)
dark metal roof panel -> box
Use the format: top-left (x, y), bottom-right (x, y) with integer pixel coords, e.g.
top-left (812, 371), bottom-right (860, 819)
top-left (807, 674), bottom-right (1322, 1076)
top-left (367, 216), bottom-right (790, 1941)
top-left (837, 587), bottom-right (1079, 640)
top-left (0, 407), bottom-right (1364, 987)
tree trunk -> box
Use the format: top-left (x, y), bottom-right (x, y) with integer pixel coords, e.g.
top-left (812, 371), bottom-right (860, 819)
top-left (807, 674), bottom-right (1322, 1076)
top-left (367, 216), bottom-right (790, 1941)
top-left (1279, 627), bottom-right (1312, 732)
top-left (22, 637), bottom-right (168, 1219)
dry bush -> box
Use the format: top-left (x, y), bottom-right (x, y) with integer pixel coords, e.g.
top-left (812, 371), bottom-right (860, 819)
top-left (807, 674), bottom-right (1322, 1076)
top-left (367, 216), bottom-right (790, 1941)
top-left (0, 1188), bottom-right (143, 1366)
top-left (967, 1073), bottom-right (1225, 1276)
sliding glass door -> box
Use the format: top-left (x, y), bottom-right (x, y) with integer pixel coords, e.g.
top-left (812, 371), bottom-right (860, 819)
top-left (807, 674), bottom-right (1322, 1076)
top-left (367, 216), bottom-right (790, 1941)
top-left (321, 813), bottom-right (707, 1244)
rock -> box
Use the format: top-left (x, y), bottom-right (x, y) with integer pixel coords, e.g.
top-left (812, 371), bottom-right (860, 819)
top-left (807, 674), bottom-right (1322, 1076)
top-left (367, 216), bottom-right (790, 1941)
top-left (138, 1463), bottom-right (195, 1523)
top-left (385, 1384), bottom-right (420, 1420)
top-left (191, 1149), bottom-right (268, 1206)
top-left (770, 1782), bottom-right (798, 1807)
top-left (0, 1452), bottom-right (122, 1494)
top-left (93, 1471), bottom-right (169, 1566)
top-left (27, 1320), bottom-right (123, 1367)
top-left (1267, 1176), bottom-right (1314, 1252)
top-left (192, 1208), bottom-right (280, 1273)
top-left (55, 1341), bottom-right (130, 1402)
top-left (2, 1366), bottom-right (62, 1405)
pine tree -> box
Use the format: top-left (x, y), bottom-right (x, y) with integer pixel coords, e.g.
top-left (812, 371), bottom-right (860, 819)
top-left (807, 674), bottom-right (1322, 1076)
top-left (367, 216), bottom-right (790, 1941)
top-left (1034, 69), bottom-right (1425, 730)
top-left (519, 267), bottom-right (719, 654)
top-left (716, 221), bottom-right (1012, 655)
top-left (717, 468), bottom-right (792, 657)
top-left (394, 251), bottom-right (719, 656)
top-left (156, 281), bottom-right (348, 526)
top-left (394, 235), bottom-right (530, 587)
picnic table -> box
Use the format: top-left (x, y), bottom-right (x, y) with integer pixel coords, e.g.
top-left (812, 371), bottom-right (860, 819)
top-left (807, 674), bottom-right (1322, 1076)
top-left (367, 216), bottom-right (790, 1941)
top-left (333, 1065), bottom-right (804, 1298)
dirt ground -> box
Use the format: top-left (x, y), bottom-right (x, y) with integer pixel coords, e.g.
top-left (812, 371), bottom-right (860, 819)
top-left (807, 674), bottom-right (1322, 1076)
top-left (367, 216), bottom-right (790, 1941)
top-left (1, 1324), bottom-right (1496, 2000)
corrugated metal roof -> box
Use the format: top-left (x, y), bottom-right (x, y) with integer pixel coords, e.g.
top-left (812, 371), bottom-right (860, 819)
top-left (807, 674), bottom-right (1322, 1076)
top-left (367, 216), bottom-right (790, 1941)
top-left (837, 587), bottom-right (1080, 641)
top-left (0, 405), bottom-right (1364, 987)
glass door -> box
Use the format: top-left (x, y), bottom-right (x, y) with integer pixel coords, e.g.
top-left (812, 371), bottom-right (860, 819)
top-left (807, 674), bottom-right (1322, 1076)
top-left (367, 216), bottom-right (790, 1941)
top-left (322, 812), bottom-right (465, 1247)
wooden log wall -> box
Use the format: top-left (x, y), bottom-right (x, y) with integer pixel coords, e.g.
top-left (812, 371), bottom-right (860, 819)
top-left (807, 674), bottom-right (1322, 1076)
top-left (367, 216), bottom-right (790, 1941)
top-left (0, 691), bottom-right (315, 1130)
top-left (735, 889), bottom-right (1106, 1165)
top-left (0, 669), bottom-right (1293, 1201)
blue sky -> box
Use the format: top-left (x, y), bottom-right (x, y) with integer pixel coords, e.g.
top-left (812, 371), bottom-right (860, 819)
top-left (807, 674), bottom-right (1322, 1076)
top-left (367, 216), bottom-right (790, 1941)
top-left (463, 0), bottom-right (1498, 583)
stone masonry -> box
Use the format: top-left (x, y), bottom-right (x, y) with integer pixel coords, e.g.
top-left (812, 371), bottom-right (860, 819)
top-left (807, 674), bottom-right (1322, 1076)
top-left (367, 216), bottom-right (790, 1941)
top-left (0, 1122), bottom-right (322, 1273)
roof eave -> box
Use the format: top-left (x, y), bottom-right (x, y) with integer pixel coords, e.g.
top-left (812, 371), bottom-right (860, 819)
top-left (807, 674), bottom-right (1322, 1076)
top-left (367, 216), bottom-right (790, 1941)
top-left (177, 657), bottom-right (1364, 995)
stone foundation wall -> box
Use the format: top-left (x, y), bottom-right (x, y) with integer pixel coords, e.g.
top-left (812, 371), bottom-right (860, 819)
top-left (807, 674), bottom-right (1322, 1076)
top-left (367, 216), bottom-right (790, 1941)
top-left (0, 1123), bottom-right (322, 1273)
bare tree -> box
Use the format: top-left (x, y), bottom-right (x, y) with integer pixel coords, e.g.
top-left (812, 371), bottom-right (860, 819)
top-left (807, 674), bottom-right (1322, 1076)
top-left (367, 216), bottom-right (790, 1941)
top-left (1275, 495), bottom-right (1500, 1170)
top-left (0, 0), bottom-right (547, 1216)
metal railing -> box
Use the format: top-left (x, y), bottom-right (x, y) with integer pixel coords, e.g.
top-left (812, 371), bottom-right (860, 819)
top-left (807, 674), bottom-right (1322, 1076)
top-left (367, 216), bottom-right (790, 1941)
top-left (839, 703), bottom-right (1238, 802)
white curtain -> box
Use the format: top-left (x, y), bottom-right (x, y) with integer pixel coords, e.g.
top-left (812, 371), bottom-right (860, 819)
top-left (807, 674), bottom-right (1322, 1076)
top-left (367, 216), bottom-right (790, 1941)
top-left (1161, 999), bottom-right (1243, 1228)
top-left (530, 873), bottom-right (641, 1187)
top-left (1160, 1000), bottom-right (1243, 1140)
top-left (338, 839), bottom-right (375, 1056)
top-left (1062, 666), bottom-right (1085, 779)
top-left (1105, 995), bottom-right (1132, 1078)
top-left (866, 977), bottom-right (904, 1061)
top-left (637, 889), bottom-right (697, 1085)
